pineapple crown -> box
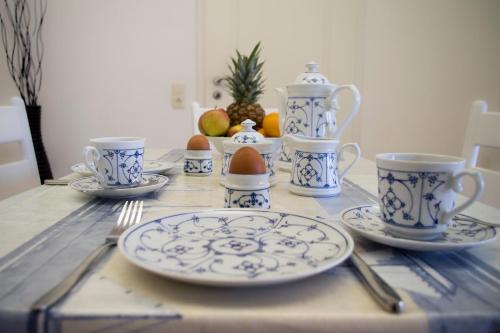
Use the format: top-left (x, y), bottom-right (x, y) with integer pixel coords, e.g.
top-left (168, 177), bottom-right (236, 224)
top-left (225, 42), bottom-right (265, 104)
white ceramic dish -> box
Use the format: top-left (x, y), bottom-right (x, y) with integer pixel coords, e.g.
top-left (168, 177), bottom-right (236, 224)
top-left (70, 174), bottom-right (169, 198)
top-left (141, 160), bottom-right (176, 174)
top-left (70, 163), bottom-right (94, 176)
top-left (208, 136), bottom-right (282, 157)
top-left (71, 160), bottom-right (175, 176)
top-left (340, 205), bottom-right (497, 251)
top-left (278, 160), bottom-right (292, 172)
top-left (118, 209), bottom-right (353, 287)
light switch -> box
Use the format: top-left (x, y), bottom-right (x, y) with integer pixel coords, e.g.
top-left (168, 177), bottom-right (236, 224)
top-left (171, 83), bottom-right (185, 109)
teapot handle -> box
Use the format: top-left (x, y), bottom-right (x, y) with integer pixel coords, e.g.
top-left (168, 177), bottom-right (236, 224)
top-left (325, 85), bottom-right (361, 139)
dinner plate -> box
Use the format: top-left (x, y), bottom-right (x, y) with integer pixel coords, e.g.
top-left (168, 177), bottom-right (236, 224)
top-left (340, 205), bottom-right (497, 251)
top-left (118, 209), bottom-right (354, 287)
top-left (71, 160), bottom-right (175, 176)
top-left (70, 174), bottom-right (169, 198)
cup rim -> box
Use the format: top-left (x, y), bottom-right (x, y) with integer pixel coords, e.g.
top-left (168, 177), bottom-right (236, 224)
top-left (225, 173), bottom-right (270, 190)
top-left (90, 137), bottom-right (145, 143)
top-left (185, 150), bottom-right (212, 158)
top-left (376, 153), bottom-right (465, 165)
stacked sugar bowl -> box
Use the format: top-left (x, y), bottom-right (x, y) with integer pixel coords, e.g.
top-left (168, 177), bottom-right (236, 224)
top-left (221, 119), bottom-right (277, 186)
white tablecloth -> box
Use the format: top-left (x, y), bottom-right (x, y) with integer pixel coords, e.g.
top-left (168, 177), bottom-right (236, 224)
top-left (0, 148), bottom-right (498, 333)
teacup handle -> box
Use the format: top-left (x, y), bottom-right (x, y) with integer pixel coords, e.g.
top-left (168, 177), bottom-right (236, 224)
top-left (325, 84), bottom-right (361, 139)
top-left (440, 169), bottom-right (484, 223)
top-left (83, 146), bottom-right (105, 184)
top-left (338, 143), bottom-right (361, 181)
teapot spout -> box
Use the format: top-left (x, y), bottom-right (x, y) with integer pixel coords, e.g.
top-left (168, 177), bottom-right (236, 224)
top-left (275, 88), bottom-right (287, 135)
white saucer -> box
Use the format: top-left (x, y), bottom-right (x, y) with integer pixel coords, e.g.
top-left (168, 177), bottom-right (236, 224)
top-left (70, 163), bottom-right (94, 176)
top-left (119, 209), bottom-right (353, 287)
top-left (340, 205), bottom-right (497, 251)
top-left (142, 160), bottom-right (176, 174)
top-left (70, 174), bottom-right (169, 198)
top-left (71, 160), bottom-right (175, 176)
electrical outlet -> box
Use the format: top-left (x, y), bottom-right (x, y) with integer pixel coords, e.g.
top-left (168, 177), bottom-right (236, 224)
top-left (171, 83), bottom-right (185, 109)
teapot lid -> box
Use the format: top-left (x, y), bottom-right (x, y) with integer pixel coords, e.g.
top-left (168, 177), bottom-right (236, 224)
top-left (231, 119), bottom-right (265, 144)
top-left (293, 62), bottom-right (330, 85)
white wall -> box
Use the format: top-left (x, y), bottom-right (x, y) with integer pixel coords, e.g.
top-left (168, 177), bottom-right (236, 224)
top-left (0, 65), bottom-right (17, 102)
top-left (1, 0), bottom-right (499, 179)
top-left (1, 0), bottom-right (197, 178)
top-left (200, 0), bottom-right (500, 164)
top-left (357, 0), bottom-right (500, 160)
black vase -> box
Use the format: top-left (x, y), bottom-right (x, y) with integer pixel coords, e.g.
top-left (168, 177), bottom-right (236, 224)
top-left (26, 105), bottom-right (53, 182)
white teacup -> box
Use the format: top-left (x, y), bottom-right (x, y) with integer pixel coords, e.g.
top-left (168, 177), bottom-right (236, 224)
top-left (83, 137), bottom-right (145, 187)
top-left (376, 153), bottom-right (484, 240)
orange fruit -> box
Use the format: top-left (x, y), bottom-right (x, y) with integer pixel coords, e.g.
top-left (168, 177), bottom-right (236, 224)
top-left (257, 128), bottom-right (266, 136)
top-left (262, 113), bottom-right (280, 137)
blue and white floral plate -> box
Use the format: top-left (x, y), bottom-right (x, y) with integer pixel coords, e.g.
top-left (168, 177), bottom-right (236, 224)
top-left (70, 174), bottom-right (169, 198)
top-left (340, 205), bottom-right (497, 251)
top-left (118, 209), bottom-right (354, 287)
top-left (71, 160), bottom-right (175, 176)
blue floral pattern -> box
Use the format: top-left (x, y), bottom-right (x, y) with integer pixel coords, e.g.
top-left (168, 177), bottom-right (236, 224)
top-left (69, 174), bottom-right (169, 198)
top-left (378, 167), bottom-right (451, 229)
top-left (341, 205), bottom-right (497, 245)
top-left (291, 150), bottom-right (338, 189)
top-left (119, 210), bottom-right (353, 284)
top-left (279, 96), bottom-right (336, 164)
top-left (224, 188), bottom-right (270, 209)
top-left (184, 158), bottom-right (212, 175)
top-left (71, 174), bottom-right (165, 192)
top-left (233, 134), bottom-right (258, 144)
top-left (98, 148), bottom-right (144, 186)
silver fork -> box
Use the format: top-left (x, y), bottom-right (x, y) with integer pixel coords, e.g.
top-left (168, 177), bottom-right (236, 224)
top-left (31, 200), bottom-right (144, 311)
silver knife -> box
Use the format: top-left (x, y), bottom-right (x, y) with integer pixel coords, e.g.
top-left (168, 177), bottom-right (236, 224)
top-left (44, 179), bottom-right (71, 185)
top-left (350, 250), bottom-right (405, 313)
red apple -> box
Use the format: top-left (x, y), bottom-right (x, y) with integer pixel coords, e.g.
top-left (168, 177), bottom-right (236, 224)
top-left (198, 108), bottom-right (230, 136)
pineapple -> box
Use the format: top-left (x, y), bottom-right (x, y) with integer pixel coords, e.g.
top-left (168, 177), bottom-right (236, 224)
top-left (225, 42), bottom-right (265, 128)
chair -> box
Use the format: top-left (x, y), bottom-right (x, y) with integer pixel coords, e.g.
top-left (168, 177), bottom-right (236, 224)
top-left (0, 97), bottom-right (40, 200)
top-left (191, 101), bottom-right (278, 135)
top-left (191, 102), bottom-right (210, 135)
top-left (462, 100), bottom-right (500, 208)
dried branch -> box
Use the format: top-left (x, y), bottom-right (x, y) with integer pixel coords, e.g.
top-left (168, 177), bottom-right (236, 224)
top-left (0, 0), bottom-right (47, 106)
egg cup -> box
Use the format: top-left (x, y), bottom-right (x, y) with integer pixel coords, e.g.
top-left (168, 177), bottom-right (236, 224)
top-left (224, 173), bottom-right (270, 209)
top-left (184, 150), bottom-right (212, 176)
top-left (221, 142), bottom-right (276, 186)
top-left (220, 119), bottom-right (278, 187)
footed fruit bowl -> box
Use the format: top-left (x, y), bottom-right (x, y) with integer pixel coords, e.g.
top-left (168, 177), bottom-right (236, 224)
top-left (207, 136), bottom-right (226, 156)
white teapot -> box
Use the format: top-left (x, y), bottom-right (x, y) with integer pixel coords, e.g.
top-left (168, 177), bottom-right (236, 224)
top-left (275, 62), bottom-right (361, 171)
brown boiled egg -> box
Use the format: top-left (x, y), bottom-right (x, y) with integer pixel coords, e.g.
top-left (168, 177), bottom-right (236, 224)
top-left (186, 134), bottom-right (210, 150)
top-left (229, 147), bottom-right (266, 175)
